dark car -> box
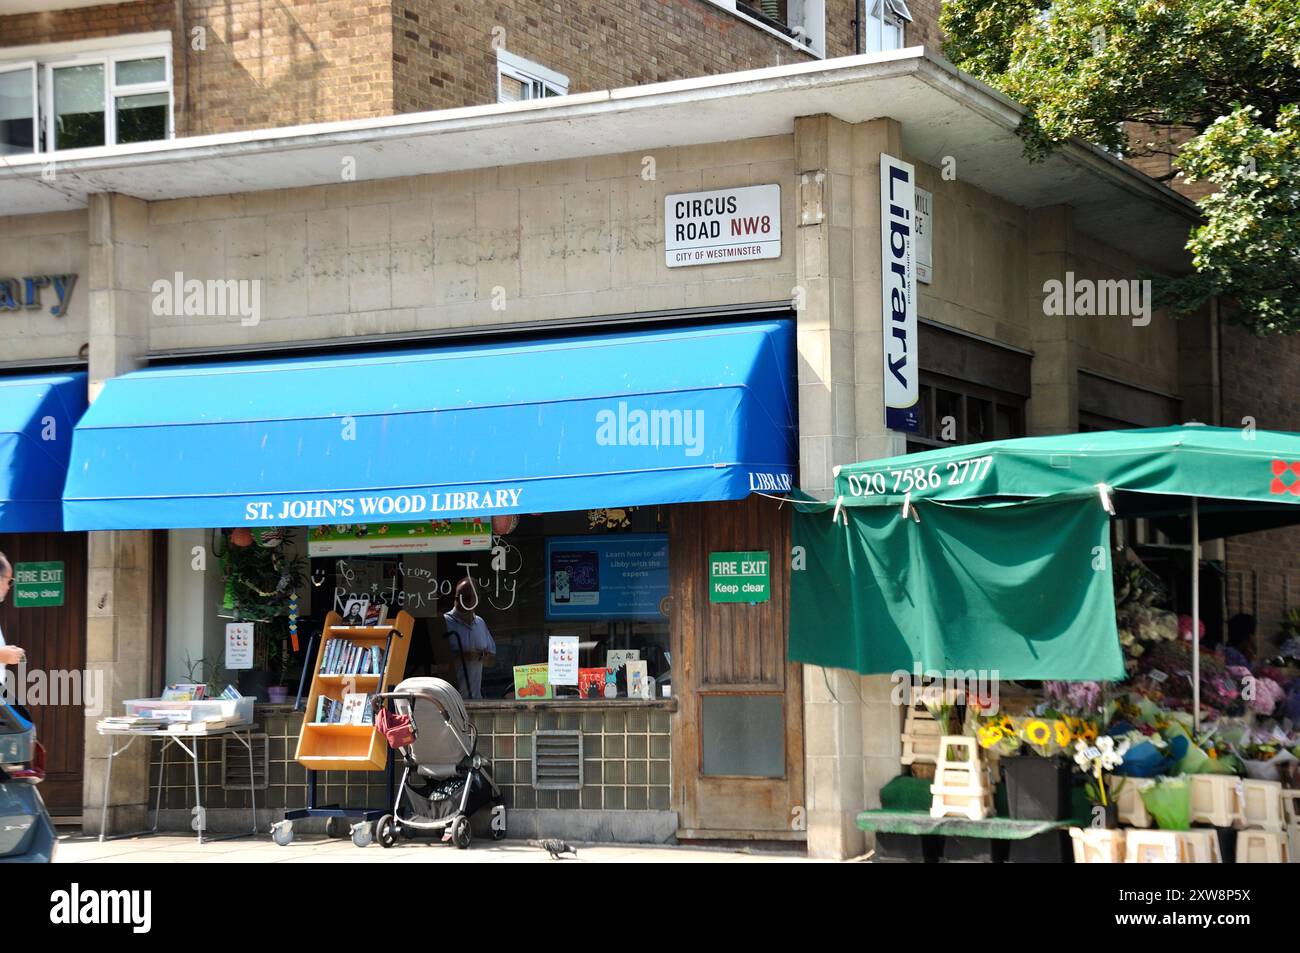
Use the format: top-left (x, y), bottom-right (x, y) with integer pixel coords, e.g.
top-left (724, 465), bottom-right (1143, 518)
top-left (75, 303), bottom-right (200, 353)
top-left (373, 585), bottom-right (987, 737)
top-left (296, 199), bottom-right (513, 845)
top-left (0, 703), bottom-right (55, 863)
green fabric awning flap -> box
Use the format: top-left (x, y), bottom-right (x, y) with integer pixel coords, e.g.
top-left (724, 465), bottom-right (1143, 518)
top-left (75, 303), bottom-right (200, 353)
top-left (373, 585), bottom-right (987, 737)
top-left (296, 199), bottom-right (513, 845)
top-left (829, 425), bottom-right (1300, 540)
top-left (790, 491), bottom-right (1126, 680)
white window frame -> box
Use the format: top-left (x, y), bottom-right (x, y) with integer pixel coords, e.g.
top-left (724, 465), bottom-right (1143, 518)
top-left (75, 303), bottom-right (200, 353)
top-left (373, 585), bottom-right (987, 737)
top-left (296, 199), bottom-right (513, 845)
top-left (495, 49), bottom-right (569, 102)
top-left (0, 60), bottom-right (38, 156)
top-left (706, 0), bottom-right (826, 57)
top-left (865, 0), bottom-right (910, 53)
top-left (44, 43), bottom-right (173, 152)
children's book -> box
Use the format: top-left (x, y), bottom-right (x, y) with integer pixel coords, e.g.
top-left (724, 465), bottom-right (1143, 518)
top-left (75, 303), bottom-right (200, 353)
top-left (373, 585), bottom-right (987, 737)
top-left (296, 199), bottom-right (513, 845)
top-left (625, 660), bottom-right (649, 700)
top-left (579, 667), bottom-right (611, 700)
top-left (513, 664), bottom-right (552, 699)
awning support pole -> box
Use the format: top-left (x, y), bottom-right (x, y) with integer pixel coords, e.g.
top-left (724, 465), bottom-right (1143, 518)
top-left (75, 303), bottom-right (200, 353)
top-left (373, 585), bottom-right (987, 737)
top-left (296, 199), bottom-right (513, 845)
top-left (1192, 496), bottom-right (1200, 733)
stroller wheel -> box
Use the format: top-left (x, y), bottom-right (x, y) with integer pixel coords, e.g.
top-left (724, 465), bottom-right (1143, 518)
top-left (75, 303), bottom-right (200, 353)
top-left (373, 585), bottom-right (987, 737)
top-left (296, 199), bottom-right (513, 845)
top-left (451, 815), bottom-right (472, 849)
top-left (375, 815), bottom-right (397, 849)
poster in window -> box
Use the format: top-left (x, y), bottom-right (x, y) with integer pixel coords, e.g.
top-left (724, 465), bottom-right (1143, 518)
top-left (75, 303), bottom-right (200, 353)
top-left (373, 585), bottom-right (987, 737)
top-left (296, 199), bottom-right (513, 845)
top-left (225, 622), bottom-right (254, 670)
top-left (546, 534), bottom-right (668, 620)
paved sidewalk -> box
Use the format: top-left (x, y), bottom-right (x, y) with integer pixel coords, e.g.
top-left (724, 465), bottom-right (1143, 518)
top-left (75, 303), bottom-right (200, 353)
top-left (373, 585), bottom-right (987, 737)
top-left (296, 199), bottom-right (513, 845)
top-left (54, 833), bottom-right (820, 864)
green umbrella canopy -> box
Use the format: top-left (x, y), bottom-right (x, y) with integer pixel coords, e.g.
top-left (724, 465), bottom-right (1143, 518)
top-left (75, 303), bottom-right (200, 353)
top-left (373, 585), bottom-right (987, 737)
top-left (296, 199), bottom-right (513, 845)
top-left (828, 425), bottom-right (1300, 540)
top-left (788, 426), bottom-right (1300, 679)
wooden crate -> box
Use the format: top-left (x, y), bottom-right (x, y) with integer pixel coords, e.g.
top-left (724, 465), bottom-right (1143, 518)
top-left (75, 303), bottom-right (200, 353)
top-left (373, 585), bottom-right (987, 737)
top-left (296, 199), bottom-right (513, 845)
top-left (1070, 827), bottom-right (1125, 863)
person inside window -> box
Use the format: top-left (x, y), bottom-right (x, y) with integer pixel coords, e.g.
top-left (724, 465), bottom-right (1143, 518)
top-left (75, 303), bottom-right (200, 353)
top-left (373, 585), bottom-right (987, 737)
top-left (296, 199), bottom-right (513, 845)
top-left (443, 578), bottom-right (496, 699)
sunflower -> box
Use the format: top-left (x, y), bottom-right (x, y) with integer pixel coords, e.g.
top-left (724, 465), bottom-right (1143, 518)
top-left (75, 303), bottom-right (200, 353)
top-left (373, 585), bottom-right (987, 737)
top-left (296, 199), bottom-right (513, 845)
top-left (998, 715), bottom-right (1016, 734)
top-left (1078, 722), bottom-right (1099, 744)
top-left (977, 724), bottom-right (1005, 748)
top-left (1054, 720), bottom-right (1072, 747)
top-left (1022, 719), bottom-right (1053, 747)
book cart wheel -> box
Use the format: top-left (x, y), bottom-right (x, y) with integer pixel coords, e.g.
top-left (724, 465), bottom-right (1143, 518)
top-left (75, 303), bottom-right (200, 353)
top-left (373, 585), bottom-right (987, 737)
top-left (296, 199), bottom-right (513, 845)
top-left (325, 816), bottom-right (343, 838)
top-left (271, 820), bottom-right (294, 846)
top-left (351, 821), bottom-right (374, 848)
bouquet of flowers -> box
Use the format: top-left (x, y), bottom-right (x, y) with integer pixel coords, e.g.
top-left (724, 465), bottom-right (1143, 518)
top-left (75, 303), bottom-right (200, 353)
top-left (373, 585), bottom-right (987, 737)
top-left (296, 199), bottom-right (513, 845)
top-left (1114, 558), bottom-right (1178, 670)
top-left (973, 712), bottom-right (1023, 757)
top-left (1074, 735), bottom-right (1130, 805)
top-left (1243, 675), bottom-right (1286, 716)
top-left (1235, 725), bottom-right (1300, 780)
top-left (1017, 716), bottom-right (1074, 758)
top-left (1043, 680), bottom-right (1102, 716)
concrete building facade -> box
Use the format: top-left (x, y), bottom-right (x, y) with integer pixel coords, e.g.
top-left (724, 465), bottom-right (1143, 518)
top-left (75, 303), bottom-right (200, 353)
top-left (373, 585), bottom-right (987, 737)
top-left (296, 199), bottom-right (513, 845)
top-left (1, 43), bottom-right (1211, 855)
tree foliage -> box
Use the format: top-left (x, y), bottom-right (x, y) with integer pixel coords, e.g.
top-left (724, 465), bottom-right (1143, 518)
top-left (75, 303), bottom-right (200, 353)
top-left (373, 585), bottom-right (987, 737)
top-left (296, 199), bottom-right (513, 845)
top-left (941, 0), bottom-right (1300, 334)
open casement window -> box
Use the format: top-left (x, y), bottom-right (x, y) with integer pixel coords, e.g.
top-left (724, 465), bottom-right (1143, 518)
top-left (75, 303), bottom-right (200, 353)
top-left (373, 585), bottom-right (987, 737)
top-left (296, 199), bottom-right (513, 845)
top-left (0, 62), bottom-right (37, 156)
top-left (496, 50), bottom-right (568, 103)
top-left (43, 48), bottom-right (171, 152)
top-left (865, 0), bottom-right (911, 52)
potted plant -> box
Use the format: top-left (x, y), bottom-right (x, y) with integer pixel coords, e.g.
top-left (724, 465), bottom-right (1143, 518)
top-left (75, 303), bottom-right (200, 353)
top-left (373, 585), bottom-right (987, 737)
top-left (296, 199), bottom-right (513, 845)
top-left (267, 634), bottom-right (292, 704)
top-left (183, 653), bottom-right (227, 699)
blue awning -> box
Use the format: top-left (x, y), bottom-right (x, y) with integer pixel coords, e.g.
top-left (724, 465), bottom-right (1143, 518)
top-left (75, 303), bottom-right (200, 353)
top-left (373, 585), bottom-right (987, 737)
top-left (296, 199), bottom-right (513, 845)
top-left (1, 372), bottom-right (87, 532)
top-left (63, 321), bottom-right (796, 530)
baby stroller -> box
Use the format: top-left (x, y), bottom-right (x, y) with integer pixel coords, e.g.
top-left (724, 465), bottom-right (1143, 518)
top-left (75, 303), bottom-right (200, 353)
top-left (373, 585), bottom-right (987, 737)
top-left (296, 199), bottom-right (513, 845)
top-left (371, 677), bottom-right (505, 849)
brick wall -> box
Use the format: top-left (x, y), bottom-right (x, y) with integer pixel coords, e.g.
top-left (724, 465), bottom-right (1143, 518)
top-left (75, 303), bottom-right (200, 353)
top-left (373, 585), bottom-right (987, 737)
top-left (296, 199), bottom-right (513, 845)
top-left (3, 1), bottom-right (858, 136)
top-left (390, 0), bottom-right (822, 114)
top-left (1220, 322), bottom-right (1300, 648)
top-left (905, 0), bottom-right (943, 52)
top-left (0, 0), bottom-right (395, 136)
top-left (1123, 122), bottom-right (1214, 203)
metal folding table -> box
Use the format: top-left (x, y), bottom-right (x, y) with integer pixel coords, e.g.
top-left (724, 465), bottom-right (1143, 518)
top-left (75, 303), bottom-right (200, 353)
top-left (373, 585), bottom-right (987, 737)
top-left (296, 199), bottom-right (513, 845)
top-left (97, 723), bottom-right (259, 845)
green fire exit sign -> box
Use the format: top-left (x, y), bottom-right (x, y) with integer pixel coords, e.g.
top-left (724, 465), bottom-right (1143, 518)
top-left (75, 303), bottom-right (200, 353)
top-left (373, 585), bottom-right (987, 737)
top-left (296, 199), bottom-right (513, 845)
top-left (14, 561), bottom-right (65, 608)
top-left (709, 551), bottom-right (770, 603)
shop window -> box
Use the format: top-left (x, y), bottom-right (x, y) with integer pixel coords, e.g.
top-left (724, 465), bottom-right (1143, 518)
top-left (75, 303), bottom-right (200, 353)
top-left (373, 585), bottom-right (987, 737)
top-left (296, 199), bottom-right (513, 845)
top-left (496, 50), bottom-right (568, 102)
top-left (304, 509), bottom-right (671, 701)
top-left (699, 694), bottom-right (784, 777)
top-left (0, 40), bottom-right (172, 154)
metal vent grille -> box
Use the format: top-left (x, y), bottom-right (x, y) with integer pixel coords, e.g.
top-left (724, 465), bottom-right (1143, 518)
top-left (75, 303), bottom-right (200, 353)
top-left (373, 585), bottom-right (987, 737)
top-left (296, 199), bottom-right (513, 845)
top-left (532, 730), bottom-right (583, 790)
top-left (221, 733), bottom-right (269, 791)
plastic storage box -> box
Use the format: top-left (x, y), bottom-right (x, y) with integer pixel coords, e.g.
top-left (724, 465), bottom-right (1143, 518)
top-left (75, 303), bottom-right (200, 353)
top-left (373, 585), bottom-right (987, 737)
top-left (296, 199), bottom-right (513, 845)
top-left (124, 696), bottom-right (253, 725)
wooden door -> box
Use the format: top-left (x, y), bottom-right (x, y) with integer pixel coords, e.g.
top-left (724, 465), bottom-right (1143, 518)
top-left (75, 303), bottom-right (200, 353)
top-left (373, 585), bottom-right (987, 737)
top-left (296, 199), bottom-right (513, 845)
top-left (0, 531), bottom-right (87, 815)
top-left (670, 496), bottom-right (803, 839)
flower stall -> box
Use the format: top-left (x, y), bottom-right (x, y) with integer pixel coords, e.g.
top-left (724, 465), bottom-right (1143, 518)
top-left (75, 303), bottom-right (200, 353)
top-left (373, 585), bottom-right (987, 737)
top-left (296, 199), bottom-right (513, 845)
top-left (788, 424), bottom-right (1300, 862)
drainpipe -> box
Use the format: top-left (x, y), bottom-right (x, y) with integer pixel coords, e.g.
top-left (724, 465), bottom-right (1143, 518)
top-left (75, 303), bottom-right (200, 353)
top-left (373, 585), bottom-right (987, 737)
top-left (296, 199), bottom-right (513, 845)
top-left (854, 0), bottom-right (863, 53)
top-left (175, 0), bottom-right (188, 136)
